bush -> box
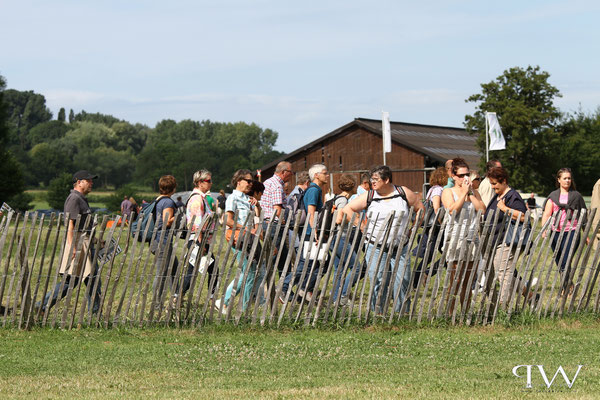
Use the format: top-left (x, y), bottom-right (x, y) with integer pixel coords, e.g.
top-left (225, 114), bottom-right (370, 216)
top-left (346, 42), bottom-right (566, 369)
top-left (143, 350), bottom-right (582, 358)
top-left (7, 192), bottom-right (34, 212)
top-left (46, 172), bottom-right (73, 210)
top-left (104, 184), bottom-right (139, 212)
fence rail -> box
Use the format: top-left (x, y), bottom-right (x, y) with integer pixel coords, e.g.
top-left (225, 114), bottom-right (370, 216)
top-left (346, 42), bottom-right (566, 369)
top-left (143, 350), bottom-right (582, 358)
top-left (1, 206), bottom-right (599, 329)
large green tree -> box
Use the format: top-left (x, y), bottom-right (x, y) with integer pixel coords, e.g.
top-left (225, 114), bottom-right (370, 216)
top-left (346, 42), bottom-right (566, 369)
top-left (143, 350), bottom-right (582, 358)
top-left (29, 142), bottom-right (73, 186)
top-left (464, 66), bottom-right (562, 194)
top-left (3, 89), bottom-right (52, 150)
top-left (556, 109), bottom-right (600, 194)
top-left (0, 74), bottom-right (26, 204)
top-left (28, 120), bottom-right (70, 147)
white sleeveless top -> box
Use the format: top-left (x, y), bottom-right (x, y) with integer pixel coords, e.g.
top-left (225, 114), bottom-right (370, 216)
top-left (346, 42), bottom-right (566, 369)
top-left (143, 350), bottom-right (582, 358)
top-left (366, 187), bottom-right (409, 246)
top-left (444, 188), bottom-right (477, 240)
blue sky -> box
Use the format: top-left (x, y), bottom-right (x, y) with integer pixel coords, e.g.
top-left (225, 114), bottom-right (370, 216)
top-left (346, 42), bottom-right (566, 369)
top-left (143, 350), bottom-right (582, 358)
top-left (2, 0), bottom-right (599, 152)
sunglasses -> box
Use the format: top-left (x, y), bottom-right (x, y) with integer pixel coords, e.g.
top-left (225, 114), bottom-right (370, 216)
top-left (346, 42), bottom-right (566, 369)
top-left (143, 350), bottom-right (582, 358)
top-left (241, 178), bottom-right (253, 183)
top-left (201, 179), bottom-right (212, 183)
top-left (455, 173), bottom-right (470, 178)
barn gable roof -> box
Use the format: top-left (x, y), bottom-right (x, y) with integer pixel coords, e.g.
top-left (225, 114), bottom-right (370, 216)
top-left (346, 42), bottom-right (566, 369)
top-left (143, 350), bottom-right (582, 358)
top-left (261, 117), bottom-right (481, 171)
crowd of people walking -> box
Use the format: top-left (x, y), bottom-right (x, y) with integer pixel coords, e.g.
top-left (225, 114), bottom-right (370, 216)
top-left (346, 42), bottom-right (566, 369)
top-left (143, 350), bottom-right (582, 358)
top-left (26, 158), bottom-right (600, 320)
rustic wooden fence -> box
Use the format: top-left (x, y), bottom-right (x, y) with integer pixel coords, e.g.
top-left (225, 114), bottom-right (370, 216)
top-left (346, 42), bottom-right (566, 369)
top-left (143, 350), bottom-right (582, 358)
top-left (0, 206), bottom-right (599, 329)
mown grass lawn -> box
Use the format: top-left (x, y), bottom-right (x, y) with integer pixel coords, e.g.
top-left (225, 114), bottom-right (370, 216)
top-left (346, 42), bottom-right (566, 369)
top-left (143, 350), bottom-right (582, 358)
top-left (1, 318), bottom-right (600, 399)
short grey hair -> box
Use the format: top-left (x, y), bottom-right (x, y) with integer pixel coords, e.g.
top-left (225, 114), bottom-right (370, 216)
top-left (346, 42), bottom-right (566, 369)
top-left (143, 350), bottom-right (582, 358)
top-left (193, 169), bottom-right (212, 187)
top-left (275, 161), bottom-right (292, 174)
top-left (296, 171), bottom-right (310, 185)
top-left (308, 164), bottom-right (327, 181)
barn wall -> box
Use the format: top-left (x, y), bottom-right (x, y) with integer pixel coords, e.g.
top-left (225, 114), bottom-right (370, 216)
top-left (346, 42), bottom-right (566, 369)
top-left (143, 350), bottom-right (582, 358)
top-left (263, 126), bottom-right (427, 195)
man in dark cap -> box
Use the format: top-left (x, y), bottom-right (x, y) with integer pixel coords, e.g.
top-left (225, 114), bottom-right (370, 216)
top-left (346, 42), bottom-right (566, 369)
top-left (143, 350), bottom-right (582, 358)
top-left (37, 170), bottom-right (103, 316)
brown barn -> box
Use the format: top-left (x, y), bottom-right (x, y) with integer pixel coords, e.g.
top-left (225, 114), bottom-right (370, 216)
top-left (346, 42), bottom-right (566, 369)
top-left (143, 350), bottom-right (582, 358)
top-left (260, 117), bottom-right (481, 196)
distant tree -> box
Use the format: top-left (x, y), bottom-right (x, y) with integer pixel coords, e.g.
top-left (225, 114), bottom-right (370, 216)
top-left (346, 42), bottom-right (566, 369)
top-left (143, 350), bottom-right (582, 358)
top-left (72, 110), bottom-right (121, 126)
top-left (3, 89), bottom-right (52, 150)
top-left (0, 74), bottom-right (26, 203)
top-left (46, 172), bottom-right (73, 210)
top-left (135, 119), bottom-right (280, 191)
top-left (112, 121), bottom-right (148, 154)
top-left (464, 66), bottom-right (562, 194)
top-left (29, 142), bottom-right (73, 186)
top-left (8, 192), bottom-right (34, 212)
top-left (68, 108), bottom-right (75, 123)
top-left (57, 107), bottom-right (66, 122)
top-left (556, 109), bottom-right (600, 194)
top-left (28, 120), bottom-right (70, 146)
top-left (92, 146), bottom-right (136, 188)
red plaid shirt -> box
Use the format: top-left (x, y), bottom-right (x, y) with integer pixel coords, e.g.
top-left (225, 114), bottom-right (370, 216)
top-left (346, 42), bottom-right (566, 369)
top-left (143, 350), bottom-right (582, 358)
top-left (261, 174), bottom-right (286, 221)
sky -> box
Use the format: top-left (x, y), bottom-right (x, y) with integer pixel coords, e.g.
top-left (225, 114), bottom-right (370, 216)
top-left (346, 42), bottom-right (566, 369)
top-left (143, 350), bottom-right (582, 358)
top-left (2, 0), bottom-right (599, 152)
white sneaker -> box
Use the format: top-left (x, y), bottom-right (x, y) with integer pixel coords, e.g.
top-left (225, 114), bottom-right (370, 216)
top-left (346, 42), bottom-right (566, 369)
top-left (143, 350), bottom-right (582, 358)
top-left (214, 298), bottom-right (227, 315)
top-left (298, 289), bottom-right (313, 302)
top-left (170, 294), bottom-right (179, 309)
top-left (530, 277), bottom-right (538, 288)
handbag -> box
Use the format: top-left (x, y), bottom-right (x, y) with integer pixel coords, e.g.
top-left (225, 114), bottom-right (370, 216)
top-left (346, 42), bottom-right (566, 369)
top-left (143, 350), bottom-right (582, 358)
top-left (504, 218), bottom-right (531, 250)
top-left (225, 228), bottom-right (263, 261)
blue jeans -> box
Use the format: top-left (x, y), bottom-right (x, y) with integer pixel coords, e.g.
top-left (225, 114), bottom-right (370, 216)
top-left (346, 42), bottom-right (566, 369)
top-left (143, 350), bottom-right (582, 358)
top-left (331, 234), bottom-right (359, 300)
top-left (177, 241), bottom-right (219, 297)
top-left (39, 243), bottom-right (102, 313)
top-left (281, 252), bottom-right (321, 296)
top-left (551, 230), bottom-right (580, 274)
top-left (366, 243), bottom-right (410, 313)
top-left (223, 250), bottom-right (264, 311)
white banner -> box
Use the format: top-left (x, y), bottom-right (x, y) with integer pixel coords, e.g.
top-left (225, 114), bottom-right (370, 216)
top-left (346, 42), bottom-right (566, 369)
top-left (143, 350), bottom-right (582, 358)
top-left (382, 111), bottom-right (391, 153)
top-left (486, 112), bottom-right (506, 151)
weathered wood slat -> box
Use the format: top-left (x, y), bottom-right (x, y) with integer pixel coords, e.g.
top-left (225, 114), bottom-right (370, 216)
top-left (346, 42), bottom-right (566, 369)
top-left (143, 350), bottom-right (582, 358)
top-left (2, 206), bottom-right (600, 329)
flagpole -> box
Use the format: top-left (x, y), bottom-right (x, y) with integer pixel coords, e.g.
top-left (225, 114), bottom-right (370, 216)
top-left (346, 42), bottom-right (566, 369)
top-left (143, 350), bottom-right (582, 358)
top-left (485, 111), bottom-right (489, 162)
top-left (382, 111), bottom-right (386, 165)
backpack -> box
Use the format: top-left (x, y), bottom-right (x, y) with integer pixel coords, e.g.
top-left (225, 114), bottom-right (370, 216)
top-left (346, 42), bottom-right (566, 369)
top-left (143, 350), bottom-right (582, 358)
top-left (283, 188), bottom-right (307, 227)
top-left (366, 185), bottom-right (407, 210)
top-left (174, 193), bottom-right (200, 239)
top-left (315, 194), bottom-right (344, 239)
top-left (131, 200), bottom-right (158, 243)
top-left (422, 187), bottom-right (442, 231)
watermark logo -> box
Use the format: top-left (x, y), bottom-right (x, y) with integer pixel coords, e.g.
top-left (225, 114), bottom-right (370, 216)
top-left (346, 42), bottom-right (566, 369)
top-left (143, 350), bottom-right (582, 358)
top-left (512, 365), bottom-right (583, 389)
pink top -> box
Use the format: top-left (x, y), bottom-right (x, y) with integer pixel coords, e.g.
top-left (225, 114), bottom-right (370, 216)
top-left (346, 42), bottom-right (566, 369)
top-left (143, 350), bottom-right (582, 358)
top-left (550, 193), bottom-right (578, 232)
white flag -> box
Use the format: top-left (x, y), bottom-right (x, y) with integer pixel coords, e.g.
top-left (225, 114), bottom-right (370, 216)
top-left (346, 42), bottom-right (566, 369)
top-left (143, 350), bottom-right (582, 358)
top-left (382, 111), bottom-right (391, 153)
top-left (486, 112), bottom-right (506, 151)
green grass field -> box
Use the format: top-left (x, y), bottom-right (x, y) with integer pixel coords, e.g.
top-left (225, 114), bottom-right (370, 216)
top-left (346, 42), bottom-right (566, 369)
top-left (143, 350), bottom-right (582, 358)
top-left (1, 318), bottom-right (600, 399)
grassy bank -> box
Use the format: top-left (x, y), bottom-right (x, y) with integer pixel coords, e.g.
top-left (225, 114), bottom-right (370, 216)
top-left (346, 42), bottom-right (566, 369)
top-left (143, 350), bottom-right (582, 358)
top-left (1, 319), bottom-right (600, 399)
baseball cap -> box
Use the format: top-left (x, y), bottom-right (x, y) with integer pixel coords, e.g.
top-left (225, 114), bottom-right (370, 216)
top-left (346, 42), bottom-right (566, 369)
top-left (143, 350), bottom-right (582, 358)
top-left (72, 170), bottom-right (98, 183)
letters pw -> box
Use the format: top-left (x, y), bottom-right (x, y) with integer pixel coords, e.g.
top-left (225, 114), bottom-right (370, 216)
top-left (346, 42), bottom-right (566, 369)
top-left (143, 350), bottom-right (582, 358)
top-left (512, 365), bottom-right (583, 389)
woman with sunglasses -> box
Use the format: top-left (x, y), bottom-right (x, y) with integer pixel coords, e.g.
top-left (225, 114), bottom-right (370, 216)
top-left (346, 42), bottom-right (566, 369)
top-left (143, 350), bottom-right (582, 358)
top-left (542, 168), bottom-right (587, 277)
top-left (216, 170), bottom-right (263, 314)
top-left (174, 170), bottom-right (218, 307)
top-left (441, 157), bottom-right (486, 315)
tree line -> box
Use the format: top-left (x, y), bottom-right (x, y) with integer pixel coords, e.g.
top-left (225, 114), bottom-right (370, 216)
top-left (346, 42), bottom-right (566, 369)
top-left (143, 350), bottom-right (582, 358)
top-left (0, 74), bottom-right (283, 210)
